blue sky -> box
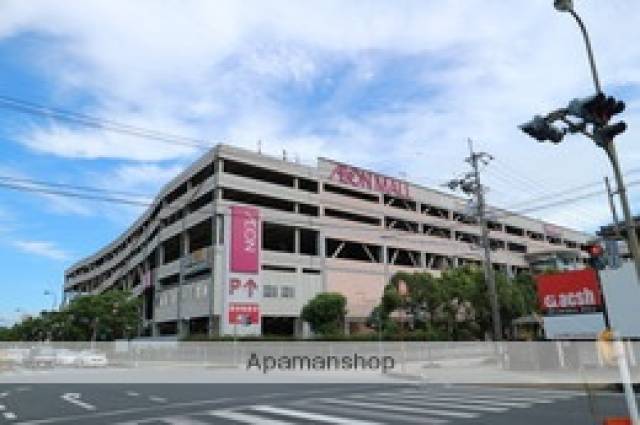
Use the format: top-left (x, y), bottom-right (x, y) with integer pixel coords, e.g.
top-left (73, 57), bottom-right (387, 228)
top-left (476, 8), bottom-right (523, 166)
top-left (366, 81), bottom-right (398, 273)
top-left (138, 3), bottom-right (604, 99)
top-left (1, 0), bottom-right (640, 322)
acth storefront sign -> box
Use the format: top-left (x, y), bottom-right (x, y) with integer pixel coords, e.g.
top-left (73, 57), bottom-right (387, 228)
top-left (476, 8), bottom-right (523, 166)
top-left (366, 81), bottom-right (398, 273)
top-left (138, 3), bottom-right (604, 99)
top-left (223, 205), bottom-right (262, 336)
top-left (328, 162), bottom-right (410, 199)
top-left (535, 269), bottom-right (603, 315)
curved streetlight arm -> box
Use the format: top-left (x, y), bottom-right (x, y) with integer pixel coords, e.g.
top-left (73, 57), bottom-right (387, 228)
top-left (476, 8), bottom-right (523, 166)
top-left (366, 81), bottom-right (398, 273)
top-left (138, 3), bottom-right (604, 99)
top-left (568, 9), bottom-right (602, 94)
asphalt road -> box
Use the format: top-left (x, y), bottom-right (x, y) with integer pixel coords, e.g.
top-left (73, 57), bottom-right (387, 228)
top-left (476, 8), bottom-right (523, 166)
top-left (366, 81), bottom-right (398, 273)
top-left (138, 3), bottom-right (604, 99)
top-left (0, 381), bottom-right (635, 424)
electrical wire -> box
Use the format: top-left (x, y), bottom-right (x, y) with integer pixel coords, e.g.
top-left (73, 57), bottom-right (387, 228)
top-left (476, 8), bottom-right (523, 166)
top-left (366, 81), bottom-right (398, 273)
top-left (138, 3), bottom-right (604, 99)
top-left (0, 95), bottom-right (214, 149)
top-left (0, 175), bottom-right (153, 200)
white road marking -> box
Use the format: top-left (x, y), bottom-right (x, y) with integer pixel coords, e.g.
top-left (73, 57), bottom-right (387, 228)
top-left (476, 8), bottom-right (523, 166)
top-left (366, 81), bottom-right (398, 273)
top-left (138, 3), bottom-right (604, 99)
top-left (395, 393), bottom-right (533, 408)
top-left (294, 401), bottom-right (447, 424)
top-left (0, 404), bottom-right (5, 411)
top-left (209, 409), bottom-right (294, 425)
top-left (149, 396), bottom-right (167, 403)
top-left (253, 405), bottom-right (382, 424)
top-left (125, 391), bottom-right (139, 397)
top-left (450, 385), bottom-right (584, 397)
top-left (317, 397), bottom-right (478, 419)
top-left (397, 389), bottom-right (559, 403)
top-left (156, 417), bottom-right (210, 425)
top-left (3, 412), bottom-right (17, 420)
top-left (355, 394), bottom-right (507, 412)
top-left (60, 393), bottom-right (96, 411)
top-left (0, 392), bottom-right (8, 398)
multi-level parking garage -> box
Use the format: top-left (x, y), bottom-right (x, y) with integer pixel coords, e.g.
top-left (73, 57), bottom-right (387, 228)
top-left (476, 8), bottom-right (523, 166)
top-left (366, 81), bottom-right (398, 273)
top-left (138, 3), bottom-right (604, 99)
top-left (64, 144), bottom-right (591, 337)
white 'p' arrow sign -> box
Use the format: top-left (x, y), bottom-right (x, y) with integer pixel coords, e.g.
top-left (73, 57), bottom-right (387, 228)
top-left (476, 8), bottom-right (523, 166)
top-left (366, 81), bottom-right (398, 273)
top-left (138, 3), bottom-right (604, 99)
top-left (61, 393), bottom-right (96, 410)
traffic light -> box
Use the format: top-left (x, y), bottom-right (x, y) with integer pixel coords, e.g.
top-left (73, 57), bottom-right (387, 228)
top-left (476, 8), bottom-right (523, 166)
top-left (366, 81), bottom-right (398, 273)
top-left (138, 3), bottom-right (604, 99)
top-left (568, 93), bottom-right (625, 126)
top-left (519, 115), bottom-right (565, 144)
top-left (586, 242), bottom-right (606, 270)
top-left (594, 121), bottom-right (627, 147)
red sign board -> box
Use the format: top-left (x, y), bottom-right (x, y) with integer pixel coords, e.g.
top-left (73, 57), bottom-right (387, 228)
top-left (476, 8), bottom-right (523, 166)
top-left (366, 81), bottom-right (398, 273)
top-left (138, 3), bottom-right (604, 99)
top-left (228, 303), bottom-right (260, 325)
top-left (535, 269), bottom-right (602, 314)
top-left (230, 205), bottom-right (260, 273)
top-left (329, 162), bottom-right (410, 198)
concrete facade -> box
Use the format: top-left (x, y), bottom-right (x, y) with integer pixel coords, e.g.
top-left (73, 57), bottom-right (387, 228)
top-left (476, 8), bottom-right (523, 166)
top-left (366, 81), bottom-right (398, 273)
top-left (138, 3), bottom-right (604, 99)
top-left (64, 144), bottom-right (591, 337)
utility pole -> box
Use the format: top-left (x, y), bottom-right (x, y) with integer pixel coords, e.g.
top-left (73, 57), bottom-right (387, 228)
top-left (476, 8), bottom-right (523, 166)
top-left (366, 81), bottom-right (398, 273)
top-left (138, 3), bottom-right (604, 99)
top-left (446, 140), bottom-right (502, 341)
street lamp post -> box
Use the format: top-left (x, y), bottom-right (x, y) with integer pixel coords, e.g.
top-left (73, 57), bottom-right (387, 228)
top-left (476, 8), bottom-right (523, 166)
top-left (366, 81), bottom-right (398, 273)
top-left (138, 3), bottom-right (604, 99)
top-left (553, 0), bottom-right (640, 281)
top-left (44, 290), bottom-right (58, 311)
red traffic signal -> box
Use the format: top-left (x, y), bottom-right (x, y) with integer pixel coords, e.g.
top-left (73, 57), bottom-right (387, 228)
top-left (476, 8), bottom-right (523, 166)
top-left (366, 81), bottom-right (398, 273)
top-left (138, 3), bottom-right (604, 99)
top-left (568, 93), bottom-right (626, 126)
top-left (586, 243), bottom-right (604, 257)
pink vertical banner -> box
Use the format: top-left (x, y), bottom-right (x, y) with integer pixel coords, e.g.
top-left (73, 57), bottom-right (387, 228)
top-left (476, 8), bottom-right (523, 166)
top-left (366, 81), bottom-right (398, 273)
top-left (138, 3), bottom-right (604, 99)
top-left (230, 205), bottom-right (260, 273)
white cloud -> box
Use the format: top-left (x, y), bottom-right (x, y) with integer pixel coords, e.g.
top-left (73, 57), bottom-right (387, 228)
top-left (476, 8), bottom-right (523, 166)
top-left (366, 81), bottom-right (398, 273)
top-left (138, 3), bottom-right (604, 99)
top-left (12, 240), bottom-right (70, 261)
top-left (1, 1), bottom-right (640, 231)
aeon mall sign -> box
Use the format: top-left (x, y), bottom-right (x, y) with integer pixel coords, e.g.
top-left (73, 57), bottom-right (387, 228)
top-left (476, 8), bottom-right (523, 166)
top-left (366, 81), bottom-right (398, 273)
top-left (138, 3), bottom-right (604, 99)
top-left (328, 161), bottom-right (410, 199)
top-left (223, 205), bottom-right (262, 336)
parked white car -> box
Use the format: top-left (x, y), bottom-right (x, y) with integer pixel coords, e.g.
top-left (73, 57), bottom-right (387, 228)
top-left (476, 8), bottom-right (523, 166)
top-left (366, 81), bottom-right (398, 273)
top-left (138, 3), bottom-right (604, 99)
top-left (76, 350), bottom-right (108, 367)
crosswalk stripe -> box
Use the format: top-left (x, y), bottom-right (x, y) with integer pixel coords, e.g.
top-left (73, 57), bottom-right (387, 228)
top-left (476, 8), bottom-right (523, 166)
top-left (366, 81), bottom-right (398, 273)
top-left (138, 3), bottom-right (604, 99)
top-left (252, 405), bottom-right (382, 425)
top-left (294, 401), bottom-right (448, 424)
top-left (157, 417), bottom-right (210, 425)
top-left (351, 394), bottom-right (507, 413)
top-left (398, 389), bottom-right (562, 402)
top-left (448, 385), bottom-right (583, 397)
top-left (392, 390), bottom-right (549, 403)
top-left (316, 398), bottom-right (478, 419)
top-left (390, 393), bottom-right (533, 408)
top-left (208, 409), bottom-right (294, 425)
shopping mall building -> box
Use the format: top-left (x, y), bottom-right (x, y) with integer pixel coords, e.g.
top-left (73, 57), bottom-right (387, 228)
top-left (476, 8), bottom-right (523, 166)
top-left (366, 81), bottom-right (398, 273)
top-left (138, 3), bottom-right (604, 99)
top-left (63, 144), bottom-right (591, 337)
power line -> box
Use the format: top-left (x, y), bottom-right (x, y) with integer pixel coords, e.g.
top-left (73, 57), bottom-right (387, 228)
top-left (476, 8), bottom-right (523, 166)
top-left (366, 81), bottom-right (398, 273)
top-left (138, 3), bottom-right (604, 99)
top-left (0, 95), bottom-right (214, 149)
top-left (0, 181), bottom-right (150, 207)
top-left (485, 161), bottom-right (604, 225)
top-left (0, 174), bottom-right (613, 240)
top-left (0, 175), bottom-right (153, 200)
top-left (484, 167), bottom-right (601, 228)
top-left (499, 165), bottom-right (640, 210)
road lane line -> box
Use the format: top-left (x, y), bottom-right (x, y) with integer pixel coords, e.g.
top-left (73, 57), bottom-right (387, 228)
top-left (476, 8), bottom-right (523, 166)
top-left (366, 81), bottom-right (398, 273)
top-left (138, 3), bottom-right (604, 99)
top-left (0, 392), bottom-right (8, 398)
top-left (253, 405), bottom-right (381, 424)
top-left (4, 412), bottom-right (17, 420)
top-left (149, 396), bottom-right (167, 403)
top-left (209, 409), bottom-right (294, 425)
top-left (125, 391), bottom-right (139, 397)
top-left (14, 397), bottom-right (233, 424)
top-left (317, 398), bottom-right (478, 419)
top-left (13, 386), bottom-right (377, 425)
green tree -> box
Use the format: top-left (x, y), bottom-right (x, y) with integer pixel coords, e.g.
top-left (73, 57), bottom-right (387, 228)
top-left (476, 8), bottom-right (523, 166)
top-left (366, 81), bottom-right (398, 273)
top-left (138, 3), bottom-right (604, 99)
top-left (376, 267), bottom-right (539, 341)
top-left (2, 290), bottom-right (140, 342)
top-left (301, 292), bottom-right (347, 336)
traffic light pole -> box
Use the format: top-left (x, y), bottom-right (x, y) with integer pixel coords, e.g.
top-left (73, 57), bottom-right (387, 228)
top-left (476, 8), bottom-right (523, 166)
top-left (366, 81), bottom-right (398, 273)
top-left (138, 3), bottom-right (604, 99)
top-left (560, 4), bottom-right (640, 282)
top-left (604, 176), bottom-right (621, 238)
